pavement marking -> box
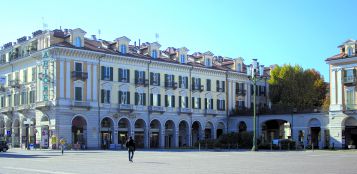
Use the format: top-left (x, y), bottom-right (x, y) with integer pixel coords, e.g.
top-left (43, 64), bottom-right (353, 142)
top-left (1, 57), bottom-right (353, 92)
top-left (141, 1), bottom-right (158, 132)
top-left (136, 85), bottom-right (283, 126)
top-left (2, 166), bottom-right (78, 174)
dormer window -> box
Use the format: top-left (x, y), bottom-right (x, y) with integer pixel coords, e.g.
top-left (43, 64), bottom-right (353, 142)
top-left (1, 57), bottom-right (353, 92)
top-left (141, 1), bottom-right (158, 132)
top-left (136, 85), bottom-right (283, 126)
top-left (237, 63), bottom-right (242, 72)
top-left (151, 50), bottom-right (158, 59)
top-left (120, 44), bottom-right (127, 54)
top-left (180, 55), bottom-right (186, 64)
top-left (348, 47), bottom-right (353, 57)
top-left (205, 58), bottom-right (212, 67)
top-left (75, 37), bottom-right (81, 47)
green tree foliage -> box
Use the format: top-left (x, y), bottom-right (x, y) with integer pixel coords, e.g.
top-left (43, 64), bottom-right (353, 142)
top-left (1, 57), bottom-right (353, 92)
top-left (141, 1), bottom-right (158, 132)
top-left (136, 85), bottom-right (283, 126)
top-left (268, 64), bottom-right (326, 110)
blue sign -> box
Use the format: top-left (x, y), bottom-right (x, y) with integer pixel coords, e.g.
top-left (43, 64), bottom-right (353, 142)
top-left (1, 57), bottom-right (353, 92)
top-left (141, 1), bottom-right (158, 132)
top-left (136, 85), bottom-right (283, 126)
top-left (6, 130), bottom-right (11, 136)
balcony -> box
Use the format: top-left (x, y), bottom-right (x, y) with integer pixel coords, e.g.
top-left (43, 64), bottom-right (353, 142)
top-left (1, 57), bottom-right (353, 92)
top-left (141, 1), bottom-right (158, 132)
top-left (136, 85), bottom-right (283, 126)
top-left (165, 82), bottom-right (177, 89)
top-left (35, 101), bottom-right (52, 109)
top-left (344, 76), bottom-right (356, 85)
top-left (71, 71), bottom-right (88, 81)
top-left (193, 85), bottom-right (204, 92)
top-left (345, 104), bottom-right (357, 111)
top-left (71, 101), bottom-right (90, 108)
top-left (135, 79), bottom-right (149, 86)
top-left (178, 108), bottom-right (192, 114)
top-left (204, 109), bottom-right (217, 115)
top-left (236, 89), bottom-right (246, 96)
top-left (148, 106), bottom-right (165, 113)
top-left (218, 88), bottom-right (224, 92)
top-left (0, 107), bottom-right (11, 113)
top-left (9, 80), bottom-right (21, 88)
top-left (118, 104), bottom-right (133, 112)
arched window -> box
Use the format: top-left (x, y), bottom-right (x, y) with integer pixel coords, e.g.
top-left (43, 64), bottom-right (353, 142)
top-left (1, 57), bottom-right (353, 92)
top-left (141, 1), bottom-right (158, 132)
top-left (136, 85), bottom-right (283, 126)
top-left (75, 37), bottom-right (81, 47)
top-left (348, 47), bottom-right (353, 57)
top-left (237, 63), bottom-right (242, 72)
top-left (151, 50), bottom-right (157, 59)
top-left (120, 44), bottom-right (127, 54)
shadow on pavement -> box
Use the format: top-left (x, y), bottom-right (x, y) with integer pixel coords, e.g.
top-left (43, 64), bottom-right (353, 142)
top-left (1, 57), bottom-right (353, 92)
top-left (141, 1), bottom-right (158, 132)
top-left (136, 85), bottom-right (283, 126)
top-left (0, 152), bottom-right (59, 159)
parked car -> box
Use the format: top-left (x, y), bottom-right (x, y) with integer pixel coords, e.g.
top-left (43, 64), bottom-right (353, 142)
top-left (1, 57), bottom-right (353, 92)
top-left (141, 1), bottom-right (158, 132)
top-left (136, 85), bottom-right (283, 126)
top-left (0, 140), bottom-right (9, 152)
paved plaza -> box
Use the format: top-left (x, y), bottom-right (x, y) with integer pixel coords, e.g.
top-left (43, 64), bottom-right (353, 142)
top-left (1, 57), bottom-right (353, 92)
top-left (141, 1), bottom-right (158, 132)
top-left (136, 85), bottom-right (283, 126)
top-left (0, 149), bottom-right (356, 174)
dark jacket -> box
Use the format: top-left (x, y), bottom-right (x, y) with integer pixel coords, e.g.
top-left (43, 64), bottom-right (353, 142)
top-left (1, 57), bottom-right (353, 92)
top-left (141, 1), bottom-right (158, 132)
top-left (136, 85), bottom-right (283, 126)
top-left (126, 139), bottom-right (136, 151)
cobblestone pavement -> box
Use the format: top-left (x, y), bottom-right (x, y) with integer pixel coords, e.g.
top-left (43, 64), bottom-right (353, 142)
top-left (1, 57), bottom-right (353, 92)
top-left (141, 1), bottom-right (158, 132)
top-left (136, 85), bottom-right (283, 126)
top-left (0, 149), bottom-right (356, 174)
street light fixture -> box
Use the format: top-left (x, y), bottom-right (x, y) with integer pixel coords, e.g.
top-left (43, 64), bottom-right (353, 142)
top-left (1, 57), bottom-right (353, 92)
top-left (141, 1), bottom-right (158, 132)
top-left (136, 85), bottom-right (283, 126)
top-left (247, 59), bottom-right (265, 151)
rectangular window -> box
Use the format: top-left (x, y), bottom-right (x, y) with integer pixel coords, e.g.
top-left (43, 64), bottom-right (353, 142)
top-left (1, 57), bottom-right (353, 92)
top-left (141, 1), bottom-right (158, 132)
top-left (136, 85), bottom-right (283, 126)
top-left (21, 91), bottom-right (27, 105)
top-left (205, 98), bottom-right (213, 109)
top-left (7, 94), bottom-right (12, 107)
top-left (192, 97), bottom-right (201, 109)
top-left (14, 93), bottom-right (20, 106)
top-left (135, 70), bottom-right (146, 84)
top-left (119, 91), bottom-right (130, 104)
top-left (135, 92), bottom-right (146, 106)
top-left (150, 72), bottom-right (160, 86)
top-left (75, 62), bottom-right (83, 72)
top-left (119, 68), bottom-right (130, 83)
top-left (32, 67), bottom-right (37, 82)
top-left (192, 77), bottom-right (201, 90)
top-left (217, 99), bottom-right (226, 111)
top-left (206, 79), bottom-right (211, 91)
top-left (101, 89), bottom-right (111, 103)
top-left (179, 76), bottom-right (188, 89)
top-left (101, 66), bottom-right (113, 81)
top-left (15, 72), bottom-right (19, 81)
top-left (29, 91), bottom-right (36, 103)
top-left (23, 69), bottom-right (27, 83)
top-left (75, 87), bottom-right (82, 101)
top-left (165, 95), bottom-right (175, 107)
top-left (165, 74), bottom-right (175, 87)
top-left (150, 94), bottom-right (161, 106)
top-left (0, 96), bottom-right (4, 108)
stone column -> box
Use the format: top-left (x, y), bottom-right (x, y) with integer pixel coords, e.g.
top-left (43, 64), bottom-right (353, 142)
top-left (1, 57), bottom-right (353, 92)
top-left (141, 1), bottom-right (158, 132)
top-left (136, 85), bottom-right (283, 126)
top-left (113, 125), bottom-right (118, 145)
top-left (174, 127), bottom-right (179, 148)
top-left (160, 128), bottom-right (165, 148)
top-left (336, 69), bottom-right (343, 105)
top-left (319, 128), bottom-right (325, 149)
top-left (330, 70), bottom-right (336, 105)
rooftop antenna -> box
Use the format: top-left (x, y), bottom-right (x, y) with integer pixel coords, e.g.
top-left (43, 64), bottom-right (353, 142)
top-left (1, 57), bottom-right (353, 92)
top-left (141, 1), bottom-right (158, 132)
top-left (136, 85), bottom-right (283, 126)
top-left (98, 29), bottom-right (101, 40)
top-left (42, 17), bottom-right (48, 30)
top-left (155, 33), bottom-right (159, 42)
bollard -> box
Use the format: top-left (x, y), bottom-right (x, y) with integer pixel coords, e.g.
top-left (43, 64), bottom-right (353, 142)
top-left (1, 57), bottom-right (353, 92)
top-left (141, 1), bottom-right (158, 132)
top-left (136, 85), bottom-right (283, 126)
top-left (198, 142), bottom-right (201, 152)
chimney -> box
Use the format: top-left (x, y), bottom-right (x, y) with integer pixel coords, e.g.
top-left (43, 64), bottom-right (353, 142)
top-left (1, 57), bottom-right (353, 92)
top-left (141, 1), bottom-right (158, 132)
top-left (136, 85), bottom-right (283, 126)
top-left (91, 35), bottom-right (97, 41)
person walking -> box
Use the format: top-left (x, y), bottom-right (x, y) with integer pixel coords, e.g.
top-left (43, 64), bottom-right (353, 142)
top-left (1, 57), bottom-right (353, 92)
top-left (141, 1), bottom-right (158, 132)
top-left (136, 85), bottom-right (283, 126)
top-left (125, 136), bottom-right (136, 162)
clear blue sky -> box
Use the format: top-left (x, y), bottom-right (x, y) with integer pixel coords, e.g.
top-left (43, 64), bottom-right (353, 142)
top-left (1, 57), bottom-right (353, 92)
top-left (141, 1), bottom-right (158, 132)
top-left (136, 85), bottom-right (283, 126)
top-left (1, 0), bottom-right (356, 81)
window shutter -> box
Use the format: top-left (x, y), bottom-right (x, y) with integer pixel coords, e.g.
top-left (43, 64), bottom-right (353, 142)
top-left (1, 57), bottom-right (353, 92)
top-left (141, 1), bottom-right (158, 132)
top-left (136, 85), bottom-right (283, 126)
top-left (135, 70), bottom-right (138, 84)
top-left (101, 89), bottom-right (104, 103)
top-left (119, 91), bottom-right (122, 103)
top-left (185, 97), bottom-right (188, 108)
top-left (143, 71), bottom-right (146, 79)
top-left (150, 93), bottom-right (153, 106)
top-left (119, 68), bottom-right (123, 82)
top-left (107, 90), bottom-right (111, 103)
top-left (222, 81), bottom-right (225, 92)
top-left (223, 100), bottom-right (226, 110)
top-left (172, 75), bottom-right (175, 85)
top-left (165, 95), bottom-right (168, 107)
top-left (158, 94), bottom-right (161, 106)
top-left (217, 99), bottom-right (219, 110)
top-left (101, 66), bottom-right (104, 80)
top-left (179, 96), bottom-right (182, 108)
top-left (165, 74), bottom-right (168, 87)
top-left (210, 99), bottom-right (213, 109)
top-left (192, 77), bottom-right (195, 90)
top-left (158, 73), bottom-right (161, 86)
top-left (127, 69), bottom-right (130, 83)
top-left (207, 79), bottom-right (211, 91)
top-left (198, 98), bottom-right (201, 109)
top-left (171, 95), bottom-right (175, 107)
top-left (251, 85), bottom-right (254, 95)
top-left (127, 92), bottom-right (130, 104)
top-left (110, 67), bottom-right (113, 81)
top-left (205, 98), bottom-right (207, 109)
top-left (192, 97), bottom-right (194, 108)
top-left (216, 80), bottom-right (219, 92)
top-left (179, 76), bottom-right (182, 88)
top-left (185, 77), bottom-right (188, 89)
top-left (150, 72), bottom-right (154, 85)
top-left (198, 78), bottom-right (201, 89)
top-left (143, 93), bottom-right (146, 106)
top-left (135, 92), bottom-right (138, 105)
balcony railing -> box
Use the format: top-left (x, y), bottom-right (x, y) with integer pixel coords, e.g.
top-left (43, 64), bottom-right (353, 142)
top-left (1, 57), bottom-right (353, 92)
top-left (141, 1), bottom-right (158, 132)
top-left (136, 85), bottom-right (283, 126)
top-left (165, 82), bottom-right (177, 89)
top-left (119, 78), bottom-right (129, 83)
top-left (35, 101), bottom-right (52, 108)
top-left (236, 89), bottom-right (246, 96)
top-left (178, 108), bottom-right (192, 114)
top-left (135, 79), bottom-right (149, 86)
top-left (204, 109), bottom-right (217, 115)
top-left (148, 106), bottom-right (165, 113)
top-left (71, 71), bottom-right (88, 81)
top-left (72, 101), bottom-right (90, 108)
top-left (9, 80), bottom-right (21, 88)
top-left (345, 104), bottom-right (357, 111)
top-left (118, 104), bottom-right (133, 112)
top-left (344, 76), bottom-right (356, 85)
top-left (192, 85), bottom-right (204, 92)
top-left (218, 88), bottom-right (224, 92)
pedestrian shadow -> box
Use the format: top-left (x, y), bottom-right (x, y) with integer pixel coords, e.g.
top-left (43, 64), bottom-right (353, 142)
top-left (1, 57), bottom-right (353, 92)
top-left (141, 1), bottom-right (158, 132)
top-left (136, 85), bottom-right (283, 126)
top-left (0, 153), bottom-right (59, 159)
top-left (139, 161), bottom-right (169, 165)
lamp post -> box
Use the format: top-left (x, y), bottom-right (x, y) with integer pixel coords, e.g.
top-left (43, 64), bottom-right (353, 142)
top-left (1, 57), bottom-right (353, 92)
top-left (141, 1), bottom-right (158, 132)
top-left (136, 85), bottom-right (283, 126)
top-left (247, 59), bottom-right (265, 151)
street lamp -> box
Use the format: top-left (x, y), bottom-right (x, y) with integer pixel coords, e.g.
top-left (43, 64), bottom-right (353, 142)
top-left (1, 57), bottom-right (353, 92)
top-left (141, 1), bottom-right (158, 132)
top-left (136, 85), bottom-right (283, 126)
top-left (247, 59), bottom-right (265, 151)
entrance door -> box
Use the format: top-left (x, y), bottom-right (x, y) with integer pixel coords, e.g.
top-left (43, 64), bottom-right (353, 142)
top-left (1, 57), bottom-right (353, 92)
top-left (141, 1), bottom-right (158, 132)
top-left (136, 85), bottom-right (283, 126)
top-left (150, 132), bottom-right (159, 148)
top-left (310, 127), bottom-right (320, 149)
top-left (345, 126), bottom-right (357, 149)
top-left (101, 131), bottom-right (112, 149)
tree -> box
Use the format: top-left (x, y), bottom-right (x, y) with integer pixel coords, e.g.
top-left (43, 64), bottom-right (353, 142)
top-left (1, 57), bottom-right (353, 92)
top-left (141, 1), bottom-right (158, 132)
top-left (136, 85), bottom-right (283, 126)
top-left (268, 64), bottom-right (327, 111)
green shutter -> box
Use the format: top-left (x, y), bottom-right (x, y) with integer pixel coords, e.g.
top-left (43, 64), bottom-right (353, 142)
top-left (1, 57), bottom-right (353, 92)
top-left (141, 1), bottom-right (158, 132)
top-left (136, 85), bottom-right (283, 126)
top-left (119, 68), bottom-right (122, 82)
top-left (172, 96), bottom-right (175, 107)
top-left (179, 76), bottom-right (182, 88)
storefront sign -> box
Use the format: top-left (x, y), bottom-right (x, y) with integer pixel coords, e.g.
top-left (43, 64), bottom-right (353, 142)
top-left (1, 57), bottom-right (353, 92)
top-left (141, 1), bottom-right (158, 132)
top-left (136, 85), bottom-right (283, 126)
top-left (42, 51), bottom-right (51, 101)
